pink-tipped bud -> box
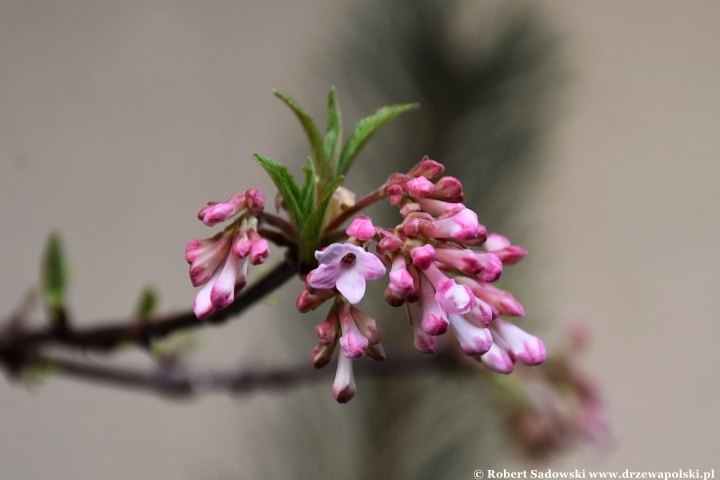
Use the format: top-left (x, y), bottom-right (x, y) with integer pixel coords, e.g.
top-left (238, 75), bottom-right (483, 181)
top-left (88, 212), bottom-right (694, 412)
top-left (491, 318), bottom-right (546, 366)
top-left (457, 277), bottom-right (525, 317)
top-left (185, 233), bottom-right (221, 264)
top-left (388, 254), bottom-right (415, 298)
top-left (247, 229), bottom-right (269, 265)
top-left (332, 354), bottom-right (356, 403)
top-left (399, 202), bottom-right (421, 217)
top-left (192, 267), bottom-right (222, 319)
top-left (448, 314), bottom-right (493, 357)
top-left (350, 306), bottom-right (381, 345)
top-left (410, 244), bottom-right (436, 270)
top-left (365, 343), bottom-right (386, 361)
top-left (386, 184), bottom-right (404, 206)
top-left (376, 233), bottom-right (402, 256)
top-left (419, 274), bottom-right (449, 335)
top-left (210, 252), bottom-right (242, 309)
top-left (484, 233), bottom-right (526, 265)
top-left (244, 188), bottom-right (264, 212)
top-left (338, 303), bottom-right (369, 358)
top-left (409, 302), bottom-right (438, 353)
top-left (464, 299), bottom-right (493, 327)
top-left (312, 341), bottom-right (336, 369)
top-left (434, 246), bottom-right (483, 276)
top-left (232, 229), bottom-right (252, 258)
top-left (384, 286), bottom-right (405, 307)
top-left (202, 203), bottom-right (236, 226)
top-left (479, 341), bottom-right (515, 374)
top-left (422, 263), bottom-right (475, 314)
top-left (346, 215), bottom-right (376, 241)
top-left (407, 156), bottom-right (445, 179)
top-left (406, 176), bottom-right (435, 198)
top-left (296, 290), bottom-right (329, 313)
top-left (476, 252), bottom-right (503, 282)
top-left (422, 208), bottom-right (480, 242)
top-left (316, 308), bottom-right (339, 345)
top-left (188, 233), bottom-right (231, 287)
top-left (430, 176), bottom-right (464, 202)
top-left (197, 202), bottom-right (217, 222)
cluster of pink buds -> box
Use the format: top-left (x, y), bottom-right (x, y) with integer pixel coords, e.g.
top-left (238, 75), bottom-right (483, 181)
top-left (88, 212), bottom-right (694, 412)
top-left (185, 189), bottom-right (269, 318)
top-left (297, 156), bottom-right (546, 403)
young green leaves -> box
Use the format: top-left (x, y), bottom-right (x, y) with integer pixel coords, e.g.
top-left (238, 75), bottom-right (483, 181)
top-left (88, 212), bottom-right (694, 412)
top-left (41, 233), bottom-right (69, 329)
top-left (253, 88), bottom-right (418, 264)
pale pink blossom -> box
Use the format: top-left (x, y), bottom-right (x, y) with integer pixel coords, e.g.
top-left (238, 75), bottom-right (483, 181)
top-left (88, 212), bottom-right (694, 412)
top-left (309, 243), bottom-right (386, 304)
top-left (485, 233), bottom-right (527, 265)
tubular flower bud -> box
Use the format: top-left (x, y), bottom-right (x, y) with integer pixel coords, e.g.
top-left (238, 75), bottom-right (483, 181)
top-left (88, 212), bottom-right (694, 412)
top-left (429, 176), bottom-right (464, 202)
top-left (408, 301), bottom-right (438, 353)
top-left (386, 184), bottom-right (404, 206)
top-left (421, 208), bottom-right (481, 242)
top-left (484, 233), bottom-right (527, 265)
top-left (448, 313), bottom-right (493, 357)
top-left (338, 302), bottom-right (369, 358)
top-left (332, 353), bottom-right (356, 404)
top-left (406, 156), bottom-right (445, 179)
top-left (457, 277), bottom-right (525, 317)
top-left (388, 253), bottom-right (415, 298)
top-left (410, 244), bottom-right (436, 270)
top-left (490, 318), bottom-right (546, 365)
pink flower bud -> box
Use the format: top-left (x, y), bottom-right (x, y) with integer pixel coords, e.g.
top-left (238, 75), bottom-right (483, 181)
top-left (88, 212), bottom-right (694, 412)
top-left (448, 314), bottom-right (493, 356)
top-left (410, 244), bottom-right (436, 270)
top-left (429, 176), bottom-right (464, 202)
top-left (399, 202), bottom-right (421, 217)
top-left (407, 156), bottom-right (445, 179)
top-left (476, 252), bottom-right (503, 282)
top-left (312, 341), bottom-right (336, 369)
top-left (419, 274), bottom-right (449, 335)
top-left (423, 264), bottom-right (475, 314)
top-left (480, 340), bottom-right (515, 374)
top-left (193, 267), bottom-right (222, 319)
top-left (457, 277), bottom-right (525, 317)
top-left (232, 229), bottom-right (252, 258)
top-left (434, 246), bottom-right (483, 275)
top-left (422, 208), bottom-right (480, 242)
top-left (376, 233), bottom-right (402, 256)
top-left (408, 301), bottom-right (438, 353)
top-left (316, 307), bottom-right (339, 345)
top-left (388, 254), bottom-right (415, 298)
top-left (491, 318), bottom-right (546, 366)
top-left (350, 306), bottom-right (381, 345)
top-left (210, 251), bottom-right (243, 309)
top-left (365, 343), bottom-right (386, 361)
top-left (296, 290), bottom-right (329, 313)
top-left (244, 188), bottom-right (264, 212)
top-left (346, 215), bottom-right (376, 241)
top-left (338, 303), bottom-right (369, 358)
top-left (406, 176), bottom-right (435, 198)
top-left (417, 198), bottom-right (464, 217)
top-left (485, 233), bottom-right (527, 265)
top-left (247, 229), bottom-right (269, 265)
top-left (332, 353), bottom-right (356, 403)
top-left (464, 299), bottom-right (493, 327)
top-left (386, 184), bottom-right (404, 206)
top-left (187, 233), bottom-right (232, 287)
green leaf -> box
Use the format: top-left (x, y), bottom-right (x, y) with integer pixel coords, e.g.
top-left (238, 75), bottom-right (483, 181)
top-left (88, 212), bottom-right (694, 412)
top-left (336, 103), bottom-right (419, 177)
top-left (301, 176), bottom-right (344, 247)
top-left (273, 90), bottom-right (328, 177)
top-left (41, 233), bottom-right (68, 315)
top-left (134, 287), bottom-right (158, 321)
top-left (253, 153), bottom-right (304, 227)
top-left (323, 87), bottom-right (342, 176)
top-left (299, 158), bottom-right (316, 218)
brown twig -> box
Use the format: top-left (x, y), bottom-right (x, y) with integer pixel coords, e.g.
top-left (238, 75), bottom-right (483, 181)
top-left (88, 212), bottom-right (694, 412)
top-left (0, 259), bottom-right (298, 374)
top-left (35, 349), bottom-right (469, 398)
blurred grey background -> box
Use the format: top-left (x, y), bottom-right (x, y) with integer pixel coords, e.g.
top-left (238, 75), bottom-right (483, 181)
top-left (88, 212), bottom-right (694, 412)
top-left (0, 1), bottom-right (718, 478)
